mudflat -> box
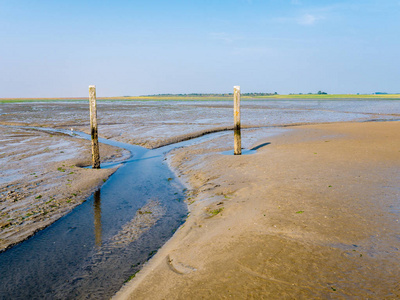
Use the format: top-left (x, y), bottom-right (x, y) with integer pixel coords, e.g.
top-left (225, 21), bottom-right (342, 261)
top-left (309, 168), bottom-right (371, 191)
top-left (0, 125), bottom-right (129, 251)
top-left (115, 121), bottom-right (400, 299)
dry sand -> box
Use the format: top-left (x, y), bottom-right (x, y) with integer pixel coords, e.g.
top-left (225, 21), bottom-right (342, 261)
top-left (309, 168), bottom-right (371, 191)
top-left (0, 126), bottom-right (129, 251)
top-left (115, 121), bottom-right (400, 299)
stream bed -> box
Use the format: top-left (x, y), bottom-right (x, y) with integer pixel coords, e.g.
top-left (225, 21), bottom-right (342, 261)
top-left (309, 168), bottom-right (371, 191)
top-left (0, 129), bottom-right (228, 300)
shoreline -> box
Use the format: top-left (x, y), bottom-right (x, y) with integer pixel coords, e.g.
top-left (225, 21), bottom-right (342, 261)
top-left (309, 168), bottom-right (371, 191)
top-left (114, 120), bottom-right (400, 299)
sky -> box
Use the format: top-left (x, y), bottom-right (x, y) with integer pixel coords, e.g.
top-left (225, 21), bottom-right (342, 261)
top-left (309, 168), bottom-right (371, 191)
top-left (0, 0), bottom-right (399, 97)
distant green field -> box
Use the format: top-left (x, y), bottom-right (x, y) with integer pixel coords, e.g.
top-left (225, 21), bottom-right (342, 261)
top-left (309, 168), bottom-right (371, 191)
top-left (1, 94), bottom-right (400, 103)
top-left (257, 94), bottom-right (400, 99)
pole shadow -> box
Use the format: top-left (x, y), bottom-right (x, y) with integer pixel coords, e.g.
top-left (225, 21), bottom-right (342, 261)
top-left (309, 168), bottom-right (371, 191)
top-left (250, 142), bottom-right (271, 151)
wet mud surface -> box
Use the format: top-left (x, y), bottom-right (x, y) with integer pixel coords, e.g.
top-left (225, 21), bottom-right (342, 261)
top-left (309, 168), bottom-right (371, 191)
top-left (0, 125), bottom-right (129, 252)
top-left (1, 100), bottom-right (399, 148)
top-left (1, 99), bottom-right (400, 299)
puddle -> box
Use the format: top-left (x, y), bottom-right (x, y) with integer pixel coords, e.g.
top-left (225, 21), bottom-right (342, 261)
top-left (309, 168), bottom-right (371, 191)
top-left (0, 172), bottom-right (25, 185)
top-left (221, 149), bottom-right (256, 155)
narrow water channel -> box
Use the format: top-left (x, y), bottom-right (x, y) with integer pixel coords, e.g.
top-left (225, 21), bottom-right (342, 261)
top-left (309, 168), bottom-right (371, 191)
top-left (0, 129), bottom-right (227, 300)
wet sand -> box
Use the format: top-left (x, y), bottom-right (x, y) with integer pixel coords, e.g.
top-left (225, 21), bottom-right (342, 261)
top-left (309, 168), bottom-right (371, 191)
top-left (115, 121), bottom-right (400, 299)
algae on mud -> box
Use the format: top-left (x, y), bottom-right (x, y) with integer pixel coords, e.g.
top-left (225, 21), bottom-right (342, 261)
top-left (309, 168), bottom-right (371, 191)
top-left (0, 125), bottom-right (128, 252)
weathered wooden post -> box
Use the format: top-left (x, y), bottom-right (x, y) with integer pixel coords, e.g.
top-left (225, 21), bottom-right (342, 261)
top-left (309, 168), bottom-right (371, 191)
top-left (89, 85), bottom-right (100, 169)
top-left (234, 86), bottom-right (241, 155)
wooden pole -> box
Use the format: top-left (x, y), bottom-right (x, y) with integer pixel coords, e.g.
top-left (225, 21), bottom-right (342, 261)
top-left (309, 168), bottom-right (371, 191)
top-left (89, 85), bottom-right (100, 169)
top-left (234, 86), bottom-right (241, 155)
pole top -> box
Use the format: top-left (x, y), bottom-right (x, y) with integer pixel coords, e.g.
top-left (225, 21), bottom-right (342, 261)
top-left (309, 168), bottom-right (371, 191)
top-left (234, 86), bottom-right (240, 90)
top-left (89, 85), bottom-right (96, 89)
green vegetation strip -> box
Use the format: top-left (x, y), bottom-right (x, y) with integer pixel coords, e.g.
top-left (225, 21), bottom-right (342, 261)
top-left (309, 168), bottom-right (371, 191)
top-left (1, 94), bottom-right (400, 103)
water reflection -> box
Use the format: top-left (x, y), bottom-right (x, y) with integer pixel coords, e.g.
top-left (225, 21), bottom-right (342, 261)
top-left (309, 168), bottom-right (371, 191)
top-left (93, 190), bottom-right (102, 246)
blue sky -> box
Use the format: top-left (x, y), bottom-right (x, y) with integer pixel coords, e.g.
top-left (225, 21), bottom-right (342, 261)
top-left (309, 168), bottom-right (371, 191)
top-left (0, 0), bottom-right (399, 97)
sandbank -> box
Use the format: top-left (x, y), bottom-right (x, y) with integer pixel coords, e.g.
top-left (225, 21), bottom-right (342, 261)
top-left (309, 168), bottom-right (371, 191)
top-left (115, 121), bottom-right (400, 299)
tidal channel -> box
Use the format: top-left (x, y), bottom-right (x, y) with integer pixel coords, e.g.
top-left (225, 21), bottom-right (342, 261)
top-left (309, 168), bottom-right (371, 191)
top-left (0, 129), bottom-right (227, 300)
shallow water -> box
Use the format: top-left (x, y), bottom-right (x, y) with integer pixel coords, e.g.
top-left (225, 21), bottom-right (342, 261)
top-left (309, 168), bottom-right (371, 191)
top-left (0, 128), bottom-right (240, 299)
top-left (221, 149), bottom-right (256, 155)
top-left (1, 100), bottom-right (399, 147)
top-left (0, 130), bottom-right (188, 299)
